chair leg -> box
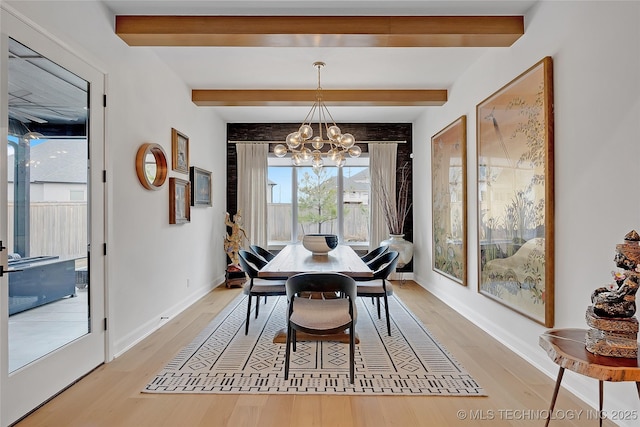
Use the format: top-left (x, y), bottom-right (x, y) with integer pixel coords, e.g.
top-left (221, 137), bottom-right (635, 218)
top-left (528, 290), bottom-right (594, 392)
top-left (376, 297), bottom-right (381, 319)
top-left (349, 324), bottom-right (355, 384)
top-left (383, 293), bottom-right (391, 336)
top-left (255, 295), bottom-right (260, 319)
top-left (285, 324), bottom-right (292, 380)
top-left (245, 295), bottom-right (252, 335)
top-left (292, 329), bottom-right (297, 352)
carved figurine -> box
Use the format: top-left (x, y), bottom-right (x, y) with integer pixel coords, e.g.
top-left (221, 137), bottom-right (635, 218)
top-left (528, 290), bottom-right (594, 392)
top-left (224, 211), bottom-right (248, 266)
top-left (591, 230), bottom-right (640, 318)
top-left (591, 274), bottom-right (638, 318)
top-left (585, 230), bottom-right (640, 358)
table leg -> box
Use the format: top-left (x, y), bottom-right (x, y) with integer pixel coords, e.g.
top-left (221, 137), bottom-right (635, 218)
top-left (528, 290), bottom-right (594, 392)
top-left (545, 367), bottom-right (565, 427)
top-left (599, 380), bottom-right (603, 427)
top-left (636, 382), bottom-right (640, 400)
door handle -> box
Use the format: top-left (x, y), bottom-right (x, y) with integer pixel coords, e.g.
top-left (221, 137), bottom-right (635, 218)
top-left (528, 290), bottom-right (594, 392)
top-left (0, 265), bottom-right (22, 277)
top-left (0, 240), bottom-right (5, 251)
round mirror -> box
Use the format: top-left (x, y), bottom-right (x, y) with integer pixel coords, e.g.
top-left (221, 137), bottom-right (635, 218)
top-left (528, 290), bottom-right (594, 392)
top-left (136, 143), bottom-right (168, 190)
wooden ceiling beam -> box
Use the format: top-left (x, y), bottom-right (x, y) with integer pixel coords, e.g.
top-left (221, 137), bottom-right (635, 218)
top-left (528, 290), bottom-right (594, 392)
top-left (191, 89), bottom-right (448, 107)
top-left (115, 15), bottom-right (524, 47)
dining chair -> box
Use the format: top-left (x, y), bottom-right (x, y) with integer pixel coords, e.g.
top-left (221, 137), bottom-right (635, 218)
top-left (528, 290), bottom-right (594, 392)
top-left (355, 251), bottom-right (399, 336)
top-left (284, 272), bottom-right (357, 384)
top-left (250, 244), bottom-right (276, 263)
top-left (237, 249), bottom-right (286, 335)
top-left (360, 244), bottom-right (389, 266)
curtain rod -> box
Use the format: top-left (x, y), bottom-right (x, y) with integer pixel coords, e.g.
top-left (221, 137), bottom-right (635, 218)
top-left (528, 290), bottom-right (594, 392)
top-left (228, 140), bottom-right (406, 144)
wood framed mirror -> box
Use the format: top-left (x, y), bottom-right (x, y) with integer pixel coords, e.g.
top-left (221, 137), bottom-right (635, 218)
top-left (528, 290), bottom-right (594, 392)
top-left (136, 143), bottom-right (168, 190)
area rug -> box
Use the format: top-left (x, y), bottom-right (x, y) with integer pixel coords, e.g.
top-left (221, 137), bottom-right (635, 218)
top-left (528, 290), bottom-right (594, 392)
top-left (143, 293), bottom-right (486, 396)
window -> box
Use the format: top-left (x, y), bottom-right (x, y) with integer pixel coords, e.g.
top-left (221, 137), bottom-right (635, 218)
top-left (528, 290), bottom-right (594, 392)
top-left (267, 155), bottom-right (370, 247)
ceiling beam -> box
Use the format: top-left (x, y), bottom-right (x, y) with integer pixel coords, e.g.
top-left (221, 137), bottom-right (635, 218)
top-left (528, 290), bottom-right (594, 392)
top-left (115, 15), bottom-right (524, 47)
top-left (191, 89), bottom-right (448, 107)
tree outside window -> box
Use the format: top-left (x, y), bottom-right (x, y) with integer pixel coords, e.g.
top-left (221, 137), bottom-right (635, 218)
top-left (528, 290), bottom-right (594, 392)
top-left (297, 167), bottom-right (337, 235)
top-left (267, 158), bottom-right (370, 246)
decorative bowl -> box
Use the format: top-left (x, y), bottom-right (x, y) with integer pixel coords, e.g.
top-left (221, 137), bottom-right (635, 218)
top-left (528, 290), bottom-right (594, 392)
top-left (302, 234), bottom-right (339, 255)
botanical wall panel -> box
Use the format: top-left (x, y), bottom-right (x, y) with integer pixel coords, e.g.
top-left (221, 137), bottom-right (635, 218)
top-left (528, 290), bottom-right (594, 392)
top-left (476, 57), bottom-right (554, 327)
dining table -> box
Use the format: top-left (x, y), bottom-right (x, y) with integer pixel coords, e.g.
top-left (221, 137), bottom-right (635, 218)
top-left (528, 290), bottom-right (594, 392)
top-left (258, 243), bottom-right (373, 279)
top-left (258, 243), bottom-right (372, 343)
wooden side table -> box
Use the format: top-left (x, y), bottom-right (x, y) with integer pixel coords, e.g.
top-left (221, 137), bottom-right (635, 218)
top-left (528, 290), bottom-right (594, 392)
top-left (539, 328), bottom-right (640, 427)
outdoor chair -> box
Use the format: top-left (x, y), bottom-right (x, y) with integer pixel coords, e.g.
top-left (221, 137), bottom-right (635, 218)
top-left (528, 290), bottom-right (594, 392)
top-left (284, 272), bottom-right (357, 384)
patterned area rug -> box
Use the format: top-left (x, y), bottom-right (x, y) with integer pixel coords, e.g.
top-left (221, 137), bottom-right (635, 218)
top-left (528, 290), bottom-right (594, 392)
top-left (143, 293), bottom-right (486, 396)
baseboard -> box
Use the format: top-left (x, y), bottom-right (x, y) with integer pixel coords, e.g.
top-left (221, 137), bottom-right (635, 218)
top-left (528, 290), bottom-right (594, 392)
top-left (112, 275), bottom-right (224, 359)
top-left (412, 274), bottom-right (639, 427)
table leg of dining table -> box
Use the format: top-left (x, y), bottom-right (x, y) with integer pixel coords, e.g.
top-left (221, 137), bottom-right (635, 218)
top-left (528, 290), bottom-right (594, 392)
top-left (545, 367), bottom-right (565, 427)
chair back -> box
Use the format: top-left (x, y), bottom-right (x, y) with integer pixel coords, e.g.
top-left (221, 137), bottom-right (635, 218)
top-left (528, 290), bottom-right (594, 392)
top-left (361, 245), bottom-right (389, 264)
top-left (369, 251), bottom-right (400, 280)
top-left (238, 249), bottom-right (267, 279)
top-left (285, 272), bottom-right (357, 304)
top-left (250, 245), bottom-right (275, 262)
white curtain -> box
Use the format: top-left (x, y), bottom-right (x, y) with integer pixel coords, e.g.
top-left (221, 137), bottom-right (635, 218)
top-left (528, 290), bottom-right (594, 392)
top-left (236, 143), bottom-right (268, 247)
top-left (369, 143), bottom-right (397, 250)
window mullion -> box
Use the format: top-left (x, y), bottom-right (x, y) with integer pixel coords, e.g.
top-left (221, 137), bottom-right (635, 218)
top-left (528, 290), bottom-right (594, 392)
top-left (291, 167), bottom-right (298, 243)
top-left (337, 168), bottom-right (344, 242)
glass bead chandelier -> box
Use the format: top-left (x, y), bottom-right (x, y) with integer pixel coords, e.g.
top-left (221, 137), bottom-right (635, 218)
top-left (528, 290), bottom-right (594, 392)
top-left (273, 61), bottom-right (361, 169)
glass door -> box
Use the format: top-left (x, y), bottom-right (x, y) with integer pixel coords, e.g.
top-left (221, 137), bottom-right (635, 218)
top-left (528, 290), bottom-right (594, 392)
top-left (1, 12), bottom-right (105, 426)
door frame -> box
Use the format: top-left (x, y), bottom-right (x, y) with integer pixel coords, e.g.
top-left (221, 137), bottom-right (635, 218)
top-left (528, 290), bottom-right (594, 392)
top-left (0, 6), bottom-right (107, 426)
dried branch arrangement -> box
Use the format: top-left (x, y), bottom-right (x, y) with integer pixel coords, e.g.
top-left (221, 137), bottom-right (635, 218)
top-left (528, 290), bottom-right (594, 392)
top-left (379, 162), bottom-right (412, 235)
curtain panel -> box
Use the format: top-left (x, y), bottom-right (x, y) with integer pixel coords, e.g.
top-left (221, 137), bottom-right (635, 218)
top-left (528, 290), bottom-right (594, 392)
top-left (236, 143), bottom-right (268, 247)
top-left (369, 143), bottom-right (398, 250)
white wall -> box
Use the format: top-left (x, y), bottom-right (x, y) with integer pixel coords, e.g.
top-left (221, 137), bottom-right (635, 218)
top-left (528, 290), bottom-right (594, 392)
top-left (413, 1), bottom-right (640, 424)
top-left (5, 1), bottom-right (228, 358)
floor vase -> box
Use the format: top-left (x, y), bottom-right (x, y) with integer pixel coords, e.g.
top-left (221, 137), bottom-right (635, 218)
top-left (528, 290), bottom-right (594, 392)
top-left (381, 234), bottom-right (413, 268)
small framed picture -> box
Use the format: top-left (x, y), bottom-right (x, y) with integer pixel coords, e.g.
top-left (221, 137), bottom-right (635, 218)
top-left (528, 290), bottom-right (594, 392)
top-left (169, 177), bottom-right (191, 224)
top-left (171, 128), bottom-right (189, 174)
top-left (189, 166), bottom-right (212, 207)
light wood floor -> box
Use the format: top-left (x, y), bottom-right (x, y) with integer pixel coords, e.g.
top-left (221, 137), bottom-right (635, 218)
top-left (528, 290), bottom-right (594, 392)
top-left (15, 281), bottom-right (613, 427)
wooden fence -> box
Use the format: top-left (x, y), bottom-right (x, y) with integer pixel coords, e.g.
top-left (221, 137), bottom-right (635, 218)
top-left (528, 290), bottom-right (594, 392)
top-left (268, 203), bottom-right (369, 243)
top-left (7, 202), bottom-right (87, 258)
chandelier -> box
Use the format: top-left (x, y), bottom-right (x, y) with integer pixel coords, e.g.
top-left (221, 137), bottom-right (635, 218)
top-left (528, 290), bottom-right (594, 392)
top-left (273, 61), bottom-right (361, 169)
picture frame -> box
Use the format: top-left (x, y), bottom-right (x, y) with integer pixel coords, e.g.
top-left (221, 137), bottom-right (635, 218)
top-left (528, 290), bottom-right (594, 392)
top-left (476, 56), bottom-right (554, 327)
top-left (431, 115), bottom-right (467, 286)
top-left (169, 177), bottom-right (191, 224)
top-left (189, 166), bottom-right (212, 206)
top-left (171, 128), bottom-right (189, 173)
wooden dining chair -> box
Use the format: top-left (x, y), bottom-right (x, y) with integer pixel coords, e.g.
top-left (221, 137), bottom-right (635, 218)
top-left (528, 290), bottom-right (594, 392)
top-left (360, 244), bottom-right (389, 266)
top-left (355, 251), bottom-right (399, 336)
top-left (250, 245), bottom-right (276, 263)
top-left (284, 272), bottom-right (357, 384)
top-left (237, 250), bottom-right (286, 335)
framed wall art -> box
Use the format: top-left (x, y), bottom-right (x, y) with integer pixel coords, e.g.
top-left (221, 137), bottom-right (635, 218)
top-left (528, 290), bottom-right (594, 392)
top-left (476, 56), bottom-right (554, 327)
top-left (431, 115), bottom-right (467, 285)
top-left (169, 177), bottom-right (191, 224)
top-left (190, 166), bottom-right (212, 207)
top-left (171, 128), bottom-right (189, 173)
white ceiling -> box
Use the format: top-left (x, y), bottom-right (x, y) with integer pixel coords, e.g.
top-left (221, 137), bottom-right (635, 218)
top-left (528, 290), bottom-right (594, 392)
top-left (15, 1), bottom-right (540, 126)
